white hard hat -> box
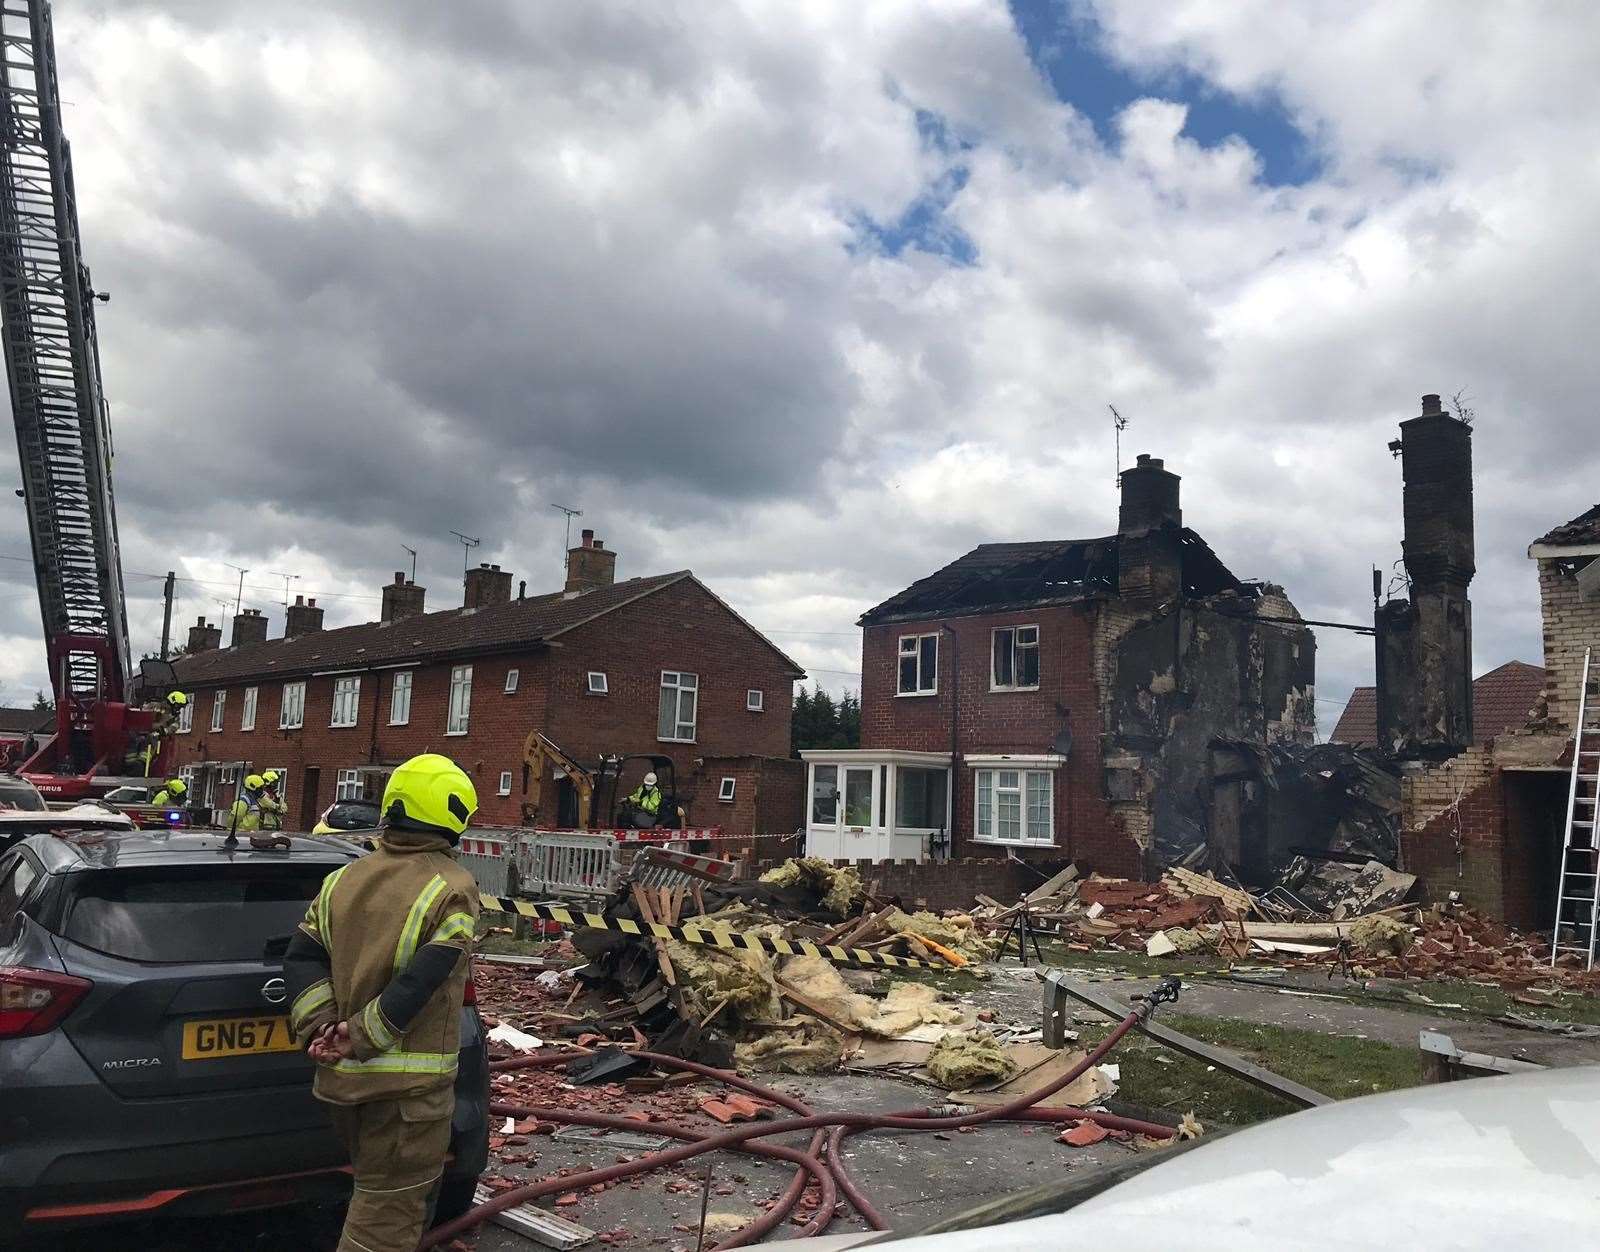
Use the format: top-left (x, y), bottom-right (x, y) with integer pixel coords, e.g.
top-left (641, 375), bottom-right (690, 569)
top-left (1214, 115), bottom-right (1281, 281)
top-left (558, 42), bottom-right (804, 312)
top-left (644, 772), bottom-right (658, 786)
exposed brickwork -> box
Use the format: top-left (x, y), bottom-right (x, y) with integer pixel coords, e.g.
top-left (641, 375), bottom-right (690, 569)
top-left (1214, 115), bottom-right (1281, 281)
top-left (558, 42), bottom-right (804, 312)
top-left (1400, 750), bottom-right (1509, 917)
top-left (859, 605), bottom-right (1140, 876)
top-left (752, 857), bottom-right (1070, 914)
top-left (1535, 557), bottom-right (1600, 731)
top-left (169, 578), bottom-right (799, 834)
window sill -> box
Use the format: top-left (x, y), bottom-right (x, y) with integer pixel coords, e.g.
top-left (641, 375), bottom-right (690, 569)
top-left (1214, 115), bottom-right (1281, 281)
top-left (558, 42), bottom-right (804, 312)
top-left (279, 725), bottom-right (304, 732)
top-left (445, 729), bottom-right (469, 737)
top-left (972, 837), bottom-right (1058, 849)
top-left (330, 723), bottom-right (358, 730)
top-left (388, 720), bottom-right (410, 727)
top-left (658, 737), bottom-right (697, 745)
top-left (895, 690), bottom-right (938, 698)
top-left (989, 685), bottom-right (1041, 694)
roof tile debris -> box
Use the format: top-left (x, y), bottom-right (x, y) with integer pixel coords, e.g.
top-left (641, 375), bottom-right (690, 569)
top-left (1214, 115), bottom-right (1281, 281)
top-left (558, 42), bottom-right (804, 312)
top-left (1331, 660), bottom-right (1546, 747)
top-left (1534, 502), bottom-right (1600, 548)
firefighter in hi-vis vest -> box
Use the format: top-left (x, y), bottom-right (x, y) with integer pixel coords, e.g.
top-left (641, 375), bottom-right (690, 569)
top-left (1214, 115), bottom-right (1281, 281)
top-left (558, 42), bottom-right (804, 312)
top-left (282, 753), bottom-right (480, 1252)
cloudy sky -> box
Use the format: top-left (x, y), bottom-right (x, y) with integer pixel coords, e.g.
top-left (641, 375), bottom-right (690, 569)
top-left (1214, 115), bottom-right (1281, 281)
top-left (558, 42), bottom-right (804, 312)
top-left (2, 0), bottom-right (1596, 731)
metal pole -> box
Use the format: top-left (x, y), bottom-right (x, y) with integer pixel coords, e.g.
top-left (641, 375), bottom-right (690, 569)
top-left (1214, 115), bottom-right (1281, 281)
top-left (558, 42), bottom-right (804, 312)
top-left (159, 570), bottom-right (174, 659)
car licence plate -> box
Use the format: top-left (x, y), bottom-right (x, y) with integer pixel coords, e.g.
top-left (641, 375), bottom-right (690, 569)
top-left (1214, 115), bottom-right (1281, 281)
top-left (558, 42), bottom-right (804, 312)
top-left (182, 1016), bottom-right (295, 1060)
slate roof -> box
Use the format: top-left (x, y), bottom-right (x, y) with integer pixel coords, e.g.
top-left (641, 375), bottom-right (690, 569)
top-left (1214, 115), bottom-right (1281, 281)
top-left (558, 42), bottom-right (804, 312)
top-left (172, 571), bottom-right (804, 686)
top-left (0, 707), bottom-right (52, 735)
top-left (1330, 660), bottom-right (1547, 746)
top-left (1534, 503), bottom-right (1600, 548)
top-left (858, 527), bottom-right (1246, 626)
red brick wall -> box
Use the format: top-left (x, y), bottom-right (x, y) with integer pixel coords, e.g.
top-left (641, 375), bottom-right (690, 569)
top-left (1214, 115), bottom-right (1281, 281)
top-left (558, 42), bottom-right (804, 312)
top-left (168, 579), bottom-right (799, 833)
top-left (859, 605), bottom-right (1138, 875)
top-left (1401, 767), bottom-right (1510, 919)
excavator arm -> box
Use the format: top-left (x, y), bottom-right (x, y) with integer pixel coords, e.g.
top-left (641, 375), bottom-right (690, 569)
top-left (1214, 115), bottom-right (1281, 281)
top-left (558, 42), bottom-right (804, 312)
top-left (520, 731), bottom-right (594, 829)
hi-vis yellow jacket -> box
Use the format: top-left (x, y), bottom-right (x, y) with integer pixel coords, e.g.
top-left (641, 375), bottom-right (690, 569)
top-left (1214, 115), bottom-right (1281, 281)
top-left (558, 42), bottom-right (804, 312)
top-left (282, 828), bottom-right (478, 1104)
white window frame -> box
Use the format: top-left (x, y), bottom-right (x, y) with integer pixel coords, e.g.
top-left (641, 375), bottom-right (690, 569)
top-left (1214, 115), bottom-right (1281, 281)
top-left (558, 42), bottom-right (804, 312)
top-left (504, 668), bottom-right (519, 694)
top-left (972, 765), bottom-right (1055, 846)
top-left (240, 685), bottom-right (258, 731)
top-left (587, 671), bottom-right (608, 695)
top-left (658, 670), bottom-right (699, 743)
top-left (330, 676), bottom-right (361, 728)
top-left (389, 670), bottom-right (413, 726)
top-left (718, 776), bottom-right (737, 803)
top-left (446, 665), bottom-right (473, 735)
top-left (335, 768), bottom-right (363, 801)
top-left (897, 633), bottom-right (939, 696)
top-left (210, 690), bottom-right (226, 733)
top-left (177, 701), bottom-right (194, 733)
top-left (746, 688), bottom-right (764, 712)
top-left (497, 770), bottom-right (513, 796)
top-left (991, 624), bottom-right (1041, 691)
top-left (279, 681), bottom-right (306, 730)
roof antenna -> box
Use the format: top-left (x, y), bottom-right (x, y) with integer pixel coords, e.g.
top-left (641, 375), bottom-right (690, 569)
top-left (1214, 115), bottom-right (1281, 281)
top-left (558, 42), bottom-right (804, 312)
top-left (401, 545), bottom-right (418, 583)
top-left (1109, 404), bottom-right (1129, 487)
top-left (550, 503), bottom-right (583, 562)
top-left (449, 530), bottom-right (480, 577)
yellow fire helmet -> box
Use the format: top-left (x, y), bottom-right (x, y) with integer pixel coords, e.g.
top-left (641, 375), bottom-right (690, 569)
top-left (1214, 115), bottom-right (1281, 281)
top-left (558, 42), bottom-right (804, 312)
top-left (261, 769), bottom-right (279, 786)
top-left (244, 774), bottom-right (265, 791)
top-left (165, 778), bottom-right (187, 796)
top-left (381, 753), bottom-right (477, 841)
top-left (166, 691), bottom-right (189, 707)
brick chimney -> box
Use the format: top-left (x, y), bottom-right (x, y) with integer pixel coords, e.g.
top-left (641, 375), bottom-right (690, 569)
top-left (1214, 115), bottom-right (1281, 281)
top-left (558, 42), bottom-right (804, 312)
top-left (464, 562), bottom-right (512, 608)
top-left (1376, 394), bottom-right (1475, 760)
top-left (565, 529), bottom-right (618, 594)
top-left (381, 571), bottom-right (426, 623)
top-left (187, 616), bottom-right (221, 653)
top-left (1117, 454), bottom-right (1183, 604)
top-left (231, 607), bottom-right (269, 647)
top-left (285, 594), bottom-right (325, 638)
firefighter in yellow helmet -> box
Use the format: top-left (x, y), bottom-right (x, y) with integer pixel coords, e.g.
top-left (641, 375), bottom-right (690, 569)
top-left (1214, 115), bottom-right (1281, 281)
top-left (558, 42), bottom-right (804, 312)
top-left (258, 769), bottom-right (285, 831)
top-left (151, 778), bottom-right (187, 808)
top-left (281, 754), bottom-right (480, 1252)
top-left (227, 774), bottom-right (265, 833)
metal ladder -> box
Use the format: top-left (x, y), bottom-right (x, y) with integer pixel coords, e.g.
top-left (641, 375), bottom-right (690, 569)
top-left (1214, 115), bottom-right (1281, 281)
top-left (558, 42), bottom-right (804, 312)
top-left (1551, 647), bottom-right (1600, 969)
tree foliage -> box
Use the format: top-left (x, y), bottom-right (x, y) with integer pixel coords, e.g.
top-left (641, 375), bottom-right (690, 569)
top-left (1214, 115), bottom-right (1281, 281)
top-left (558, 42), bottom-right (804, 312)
top-left (792, 684), bottom-right (860, 753)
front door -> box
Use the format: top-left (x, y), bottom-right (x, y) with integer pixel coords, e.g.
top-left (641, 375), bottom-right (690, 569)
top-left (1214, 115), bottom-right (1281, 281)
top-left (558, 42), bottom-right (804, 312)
top-left (300, 768), bottom-right (320, 830)
top-left (807, 764), bottom-right (881, 860)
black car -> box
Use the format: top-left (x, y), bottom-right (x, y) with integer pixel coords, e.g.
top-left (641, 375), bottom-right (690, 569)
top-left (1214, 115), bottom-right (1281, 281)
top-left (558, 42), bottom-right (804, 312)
top-left (0, 830), bottom-right (489, 1240)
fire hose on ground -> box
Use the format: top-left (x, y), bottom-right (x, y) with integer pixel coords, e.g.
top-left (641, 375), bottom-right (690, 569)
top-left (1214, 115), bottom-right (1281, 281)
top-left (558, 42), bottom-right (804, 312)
top-left (419, 978), bottom-right (1184, 1249)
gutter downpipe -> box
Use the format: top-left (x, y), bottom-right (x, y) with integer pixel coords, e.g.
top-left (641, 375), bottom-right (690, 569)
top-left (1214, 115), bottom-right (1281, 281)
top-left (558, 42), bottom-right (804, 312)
top-left (940, 623), bottom-right (959, 864)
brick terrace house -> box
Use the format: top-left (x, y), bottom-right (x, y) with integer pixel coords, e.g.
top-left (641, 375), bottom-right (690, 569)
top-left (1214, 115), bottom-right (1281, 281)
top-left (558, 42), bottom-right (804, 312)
top-left (801, 455), bottom-right (1316, 877)
top-left (1400, 502), bottom-right (1600, 927)
top-left (168, 532), bottom-right (805, 833)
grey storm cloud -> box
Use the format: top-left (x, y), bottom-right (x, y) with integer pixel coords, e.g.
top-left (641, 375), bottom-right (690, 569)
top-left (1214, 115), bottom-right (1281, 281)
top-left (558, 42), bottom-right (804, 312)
top-left (0, 0), bottom-right (1594, 736)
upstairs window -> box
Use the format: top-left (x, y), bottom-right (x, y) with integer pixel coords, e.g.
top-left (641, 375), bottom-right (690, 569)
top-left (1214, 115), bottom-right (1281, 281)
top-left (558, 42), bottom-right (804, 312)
top-left (240, 686), bottom-right (258, 732)
top-left (177, 701), bottom-right (194, 733)
top-left (447, 665), bottom-right (473, 734)
top-left (897, 633), bottom-right (938, 695)
top-left (210, 691), bottom-right (226, 733)
top-left (504, 668), bottom-right (520, 694)
top-left (658, 671), bottom-right (698, 742)
top-left (587, 672), bottom-right (608, 695)
top-left (279, 681), bottom-right (306, 730)
top-left (389, 671), bottom-right (413, 725)
top-left (992, 625), bottom-right (1040, 690)
top-left (331, 676), bottom-right (361, 728)
top-left (746, 689), bottom-right (764, 712)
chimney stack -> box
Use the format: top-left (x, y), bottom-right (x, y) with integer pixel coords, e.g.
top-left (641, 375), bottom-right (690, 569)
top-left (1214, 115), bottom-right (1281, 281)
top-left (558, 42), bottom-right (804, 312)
top-left (381, 571), bottom-right (427, 623)
top-left (463, 562), bottom-right (513, 608)
top-left (1375, 394), bottom-right (1476, 759)
top-left (1117, 454), bottom-right (1183, 604)
top-left (231, 607), bottom-right (269, 647)
top-left (565, 528), bottom-right (618, 595)
top-left (285, 594), bottom-right (325, 638)
top-left (187, 615), bottom-right (222, 653)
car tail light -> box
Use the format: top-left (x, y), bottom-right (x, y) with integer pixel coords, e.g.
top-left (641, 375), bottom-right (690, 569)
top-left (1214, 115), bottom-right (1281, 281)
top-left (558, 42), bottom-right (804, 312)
top-left (0, 967), bottom-right (92, 1039)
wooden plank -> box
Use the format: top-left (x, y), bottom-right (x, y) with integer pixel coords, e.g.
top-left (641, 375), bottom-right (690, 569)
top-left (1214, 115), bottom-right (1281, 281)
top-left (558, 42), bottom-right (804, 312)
top-left (1046, 974), bottom-right (1329, 1108)
top-left (631, 884), bottom-right (677, 988)
top-left (1025, 864), bottom-right (1080, 904)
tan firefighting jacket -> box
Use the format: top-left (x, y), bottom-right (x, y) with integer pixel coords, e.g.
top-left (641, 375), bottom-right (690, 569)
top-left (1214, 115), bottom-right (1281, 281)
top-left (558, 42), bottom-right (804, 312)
top-left (285, 828), bottom-right (478, 1104)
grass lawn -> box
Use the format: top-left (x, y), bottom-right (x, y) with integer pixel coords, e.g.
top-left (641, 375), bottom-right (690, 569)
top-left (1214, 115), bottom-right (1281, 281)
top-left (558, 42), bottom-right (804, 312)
top-left (1079, 1012), bottom-right (1428, 1127)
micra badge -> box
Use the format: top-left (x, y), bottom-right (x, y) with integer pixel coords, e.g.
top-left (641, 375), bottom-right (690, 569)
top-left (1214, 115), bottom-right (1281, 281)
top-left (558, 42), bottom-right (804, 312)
top-left (102, 1057), bottom-right (162, 1069)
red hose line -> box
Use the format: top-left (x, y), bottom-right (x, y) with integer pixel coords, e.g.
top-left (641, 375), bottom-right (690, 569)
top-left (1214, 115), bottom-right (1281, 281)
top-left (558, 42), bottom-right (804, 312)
top-left (428, 1007), bottom-right (1148, 1247)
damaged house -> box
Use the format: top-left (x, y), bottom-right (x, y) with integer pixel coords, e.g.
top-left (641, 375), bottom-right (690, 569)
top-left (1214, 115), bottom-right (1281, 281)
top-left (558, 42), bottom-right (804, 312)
top-left (803, 453), bottom-right (1316, 878)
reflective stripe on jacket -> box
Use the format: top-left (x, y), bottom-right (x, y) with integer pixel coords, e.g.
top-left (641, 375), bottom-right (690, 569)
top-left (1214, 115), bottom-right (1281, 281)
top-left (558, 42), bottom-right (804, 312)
top-left (627, 785), bottom-right (662, 815)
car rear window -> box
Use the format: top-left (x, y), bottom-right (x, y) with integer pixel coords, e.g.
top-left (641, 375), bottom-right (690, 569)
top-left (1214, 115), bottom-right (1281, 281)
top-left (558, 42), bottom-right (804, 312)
top-left (0, 779), bottom-right (47, 811)
top-left (61, 865), bottom-right (338, 963)
top-left (328, 802), bottom-right (379, 829)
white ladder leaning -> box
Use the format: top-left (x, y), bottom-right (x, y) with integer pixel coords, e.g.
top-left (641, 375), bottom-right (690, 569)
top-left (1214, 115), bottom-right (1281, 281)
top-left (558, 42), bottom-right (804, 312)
top-left (1551, 647), bottom-right (1600, 969)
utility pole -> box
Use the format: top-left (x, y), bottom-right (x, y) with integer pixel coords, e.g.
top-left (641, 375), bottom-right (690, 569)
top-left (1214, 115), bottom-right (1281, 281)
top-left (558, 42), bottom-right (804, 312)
top-left (449, 530), bottom-right (480, 576)
top-left (550, 503), bottom-right (582, 555)
top-left (159, 571), bottom-right (174, 659)
top-left (402, 545), bottom-right (418, 583)
top-left (223, 562), bottom-right (249, 616)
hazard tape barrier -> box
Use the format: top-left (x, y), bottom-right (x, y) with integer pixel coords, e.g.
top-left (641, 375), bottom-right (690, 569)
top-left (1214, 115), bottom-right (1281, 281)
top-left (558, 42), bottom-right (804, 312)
top-left (477, 895), bottom-right (938, 971)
